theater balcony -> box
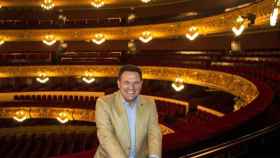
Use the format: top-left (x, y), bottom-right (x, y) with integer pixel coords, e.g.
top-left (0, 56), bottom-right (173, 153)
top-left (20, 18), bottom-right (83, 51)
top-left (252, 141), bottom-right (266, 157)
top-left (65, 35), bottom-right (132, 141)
top-left (0, 0), bottom-right (280, 158)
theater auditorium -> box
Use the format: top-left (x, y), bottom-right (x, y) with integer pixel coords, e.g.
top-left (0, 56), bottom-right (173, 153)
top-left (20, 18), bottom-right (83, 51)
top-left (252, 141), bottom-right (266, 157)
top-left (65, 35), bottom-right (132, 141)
top-left (0, 0), bottom-right (279, 158)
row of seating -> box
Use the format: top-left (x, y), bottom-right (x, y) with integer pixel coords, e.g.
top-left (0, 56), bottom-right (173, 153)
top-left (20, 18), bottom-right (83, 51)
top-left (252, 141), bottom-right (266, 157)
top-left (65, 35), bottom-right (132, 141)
top-left (1, 79), bottom-right (271, 158)
top-left (161, 72), bottom-right (274, 158)
top-left (0, 17), bottom-right (124, 29)
top-left (1, 65), bottom-right (277, 158)
top-left (14, 94), bottom-right (98, 103)
top-left (48, 64), bottom-right (279, 158)
top-left (155, 100), bottom-right (187, 124)
top-left (0, 131), bottom-right (97, 158)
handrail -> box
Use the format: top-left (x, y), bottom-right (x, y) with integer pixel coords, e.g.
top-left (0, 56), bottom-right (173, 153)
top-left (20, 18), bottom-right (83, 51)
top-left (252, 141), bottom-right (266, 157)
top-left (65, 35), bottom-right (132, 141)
top-left (180, 120), bottom-right (280, 158)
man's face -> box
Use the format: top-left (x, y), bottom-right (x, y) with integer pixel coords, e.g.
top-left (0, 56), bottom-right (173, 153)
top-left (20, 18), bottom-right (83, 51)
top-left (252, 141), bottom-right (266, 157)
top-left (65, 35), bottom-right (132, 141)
top-left (117, 71), bottom-right (143, 103)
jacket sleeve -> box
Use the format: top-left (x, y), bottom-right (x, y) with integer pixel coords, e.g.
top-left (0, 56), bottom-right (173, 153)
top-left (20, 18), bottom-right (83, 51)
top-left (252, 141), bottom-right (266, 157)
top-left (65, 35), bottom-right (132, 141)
top-left (95, 98), bottom-right (127, 158)
top-left (148, 99), bottom-right (162, 158)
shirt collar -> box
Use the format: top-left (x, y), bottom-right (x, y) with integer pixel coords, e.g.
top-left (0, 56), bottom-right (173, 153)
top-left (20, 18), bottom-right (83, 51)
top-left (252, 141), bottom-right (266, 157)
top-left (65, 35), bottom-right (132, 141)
top-left (121, 95), bottom-right (139, 107)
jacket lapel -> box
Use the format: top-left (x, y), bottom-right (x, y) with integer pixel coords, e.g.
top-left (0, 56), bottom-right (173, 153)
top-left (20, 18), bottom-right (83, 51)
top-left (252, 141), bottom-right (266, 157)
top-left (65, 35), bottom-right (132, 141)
top-left (136, 95), bottom-right (145, 151)
top-left (114, 91), bottom-right (130, 149)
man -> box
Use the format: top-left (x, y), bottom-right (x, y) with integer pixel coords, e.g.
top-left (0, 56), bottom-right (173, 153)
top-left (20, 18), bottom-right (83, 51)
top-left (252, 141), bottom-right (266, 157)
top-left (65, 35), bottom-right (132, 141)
top-left (94, 64), bottom-right (162, 158)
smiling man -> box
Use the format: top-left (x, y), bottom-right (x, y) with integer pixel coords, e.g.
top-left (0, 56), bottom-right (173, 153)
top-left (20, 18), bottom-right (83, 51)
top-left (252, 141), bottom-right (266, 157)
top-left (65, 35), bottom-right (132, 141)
top-left (94, 64), bottom-right (162, 158)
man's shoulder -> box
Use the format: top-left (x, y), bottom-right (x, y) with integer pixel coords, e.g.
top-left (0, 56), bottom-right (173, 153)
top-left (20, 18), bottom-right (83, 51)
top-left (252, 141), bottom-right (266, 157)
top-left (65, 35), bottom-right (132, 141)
top-left (139, 95), bottom-right (155, 105)
top-left (97, 91), bottom-right (118, 104)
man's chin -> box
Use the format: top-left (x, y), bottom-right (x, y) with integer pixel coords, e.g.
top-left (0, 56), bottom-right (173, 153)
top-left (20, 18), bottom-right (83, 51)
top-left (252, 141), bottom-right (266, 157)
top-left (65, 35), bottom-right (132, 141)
top-left (124, 96), bottom-right (137, 102)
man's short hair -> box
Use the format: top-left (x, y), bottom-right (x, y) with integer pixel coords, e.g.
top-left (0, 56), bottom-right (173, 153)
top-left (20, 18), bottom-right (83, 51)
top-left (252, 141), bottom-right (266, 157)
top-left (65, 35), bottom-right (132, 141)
top-left (118, 64), bottom-right (142, 80)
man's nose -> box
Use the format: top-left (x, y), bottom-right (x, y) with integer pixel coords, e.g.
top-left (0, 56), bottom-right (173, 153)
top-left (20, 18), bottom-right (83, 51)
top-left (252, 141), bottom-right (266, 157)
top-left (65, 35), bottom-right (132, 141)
top-left (128, 84), bottom-right (135, 89)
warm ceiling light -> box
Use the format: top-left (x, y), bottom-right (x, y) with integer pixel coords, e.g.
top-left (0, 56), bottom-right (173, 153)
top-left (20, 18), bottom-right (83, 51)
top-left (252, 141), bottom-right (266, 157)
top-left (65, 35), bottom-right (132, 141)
top-left (82, 77), bottom-right (95, 84)
top-left (270, 8), bottom-right (279, 26)
top-left (13, 110), bottom-right (29, 122)
top-left (127, 40), bottom-right (137, 54)
top-left (236, 15), bottom-right (244, 23)
top-left (36, 73), bottom-right (49, 84)
top-left (232, 25), bottom-right (245, 36)
top-left (171, 78), bottom-right (185, 92)
top-left (82, 73), bottom-right (95, 84)
top-left (185, 26), bottom-right (199, 41)
top-left (91, 0), bottom-right (104, 8)
top-left (42, 35), bottom-right (57, 46)
top-left (0, 39), bottom-right (5, 45)
top-left (139, 31), bottom-right (153, 43)
top-left (91, 33), bottom-right (106, 45)
top-left (141, 0), bottom-right (152, 3)
top-left (56, 111), bottom-right (70, 124)
top-left (232, 16), bottom-right (246, 36)
top-left (41, 0), bottom-right (55, 10)
top-left (231, 39), bottom-right (241, 52)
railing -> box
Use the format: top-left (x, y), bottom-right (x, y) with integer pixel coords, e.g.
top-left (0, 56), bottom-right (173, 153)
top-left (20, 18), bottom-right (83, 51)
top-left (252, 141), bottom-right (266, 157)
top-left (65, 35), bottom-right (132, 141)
top-left (180, 120), bottom-right (280, 158)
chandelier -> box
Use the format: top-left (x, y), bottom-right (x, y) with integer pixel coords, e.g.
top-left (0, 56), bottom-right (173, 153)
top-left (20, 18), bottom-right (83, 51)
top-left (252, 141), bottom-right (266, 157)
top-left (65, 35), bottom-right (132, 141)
top-left (13, 110), bottom-right (29, 122)
top-left (139, 31), bottom-right (153, 43)
top-left (82, 73), bottom-right (95, 84)
top-left (41, 0), bottom-right (55, 10)
top-left (42, 35), bottom-right (57, 46)
top-left (0, 39), bottom-right (5, 45)
top-left (232, 16), bottom-right (246, 36)
top-left (91, 33), bottom-right (106, 45)
top-left (36, 73), bottom-right (49, 84)
top-left (171, 78), bottom-right (185, 92)
top-left (91, 0), bottom-right (105, 8)
top-left (270, 0), bottom-right (279, 26)
top-left (185, 26), bottom-right (199, 41)
top-left (141, 0), bottom-right (152, 3)
top-left (56, 111), bottom-right (71, 124)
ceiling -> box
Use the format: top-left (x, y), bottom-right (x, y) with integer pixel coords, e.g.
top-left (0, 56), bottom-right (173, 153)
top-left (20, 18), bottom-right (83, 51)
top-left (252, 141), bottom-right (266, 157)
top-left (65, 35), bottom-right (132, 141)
top-left (0, 0), bottom-right (279, 65)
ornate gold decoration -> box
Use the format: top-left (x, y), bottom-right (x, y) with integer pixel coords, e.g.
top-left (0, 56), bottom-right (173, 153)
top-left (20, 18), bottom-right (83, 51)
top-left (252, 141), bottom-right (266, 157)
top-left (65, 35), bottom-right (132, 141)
top-left (0, 65), bottom-right (259, 108)
top-left (0, 0), bottom-right (274, 41)
top-left (0, 107), bottom-right (95, 123)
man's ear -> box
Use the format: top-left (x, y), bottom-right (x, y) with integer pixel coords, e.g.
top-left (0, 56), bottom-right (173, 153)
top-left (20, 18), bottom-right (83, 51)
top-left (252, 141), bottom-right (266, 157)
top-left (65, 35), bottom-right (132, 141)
top-left (117, 79), bottom-right (120, 89)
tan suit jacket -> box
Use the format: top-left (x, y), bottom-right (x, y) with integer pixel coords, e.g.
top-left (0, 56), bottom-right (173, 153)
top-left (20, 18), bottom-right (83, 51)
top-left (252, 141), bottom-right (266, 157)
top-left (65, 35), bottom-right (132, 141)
top-left (94, 91), bottom-right (162, 158)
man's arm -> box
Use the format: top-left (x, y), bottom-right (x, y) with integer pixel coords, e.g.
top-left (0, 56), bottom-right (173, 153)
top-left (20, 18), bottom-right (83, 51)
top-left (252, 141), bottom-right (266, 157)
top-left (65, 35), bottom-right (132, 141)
top-left (148, 99), bottom-right (162, 158)
top-left (95, 98), bottom-right (127, 158)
